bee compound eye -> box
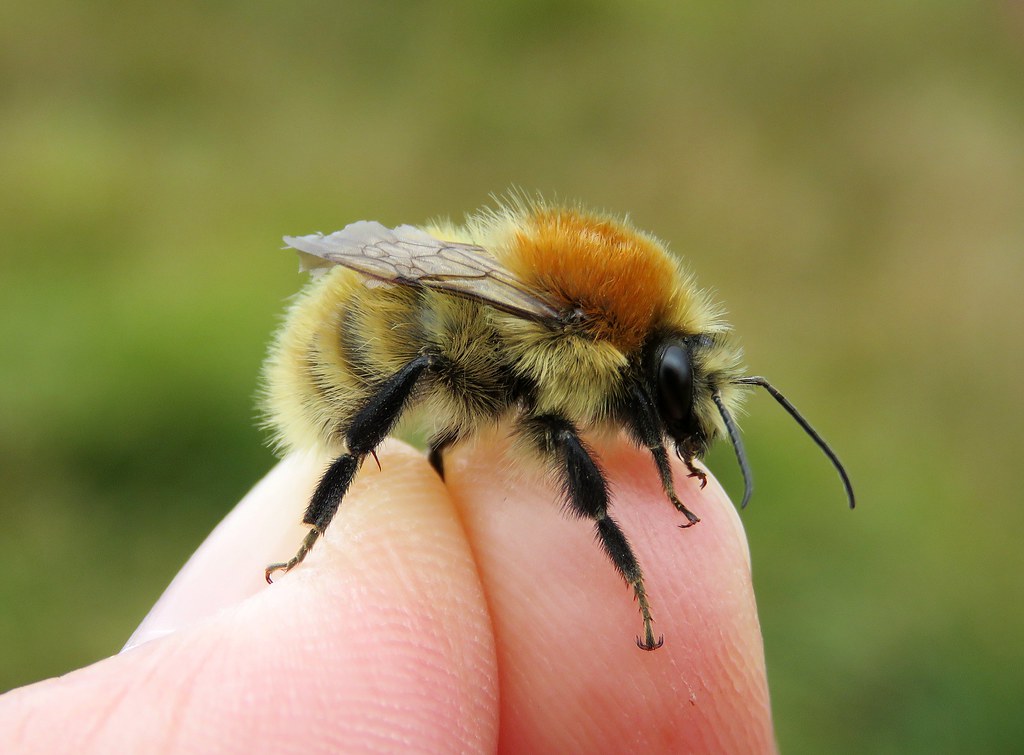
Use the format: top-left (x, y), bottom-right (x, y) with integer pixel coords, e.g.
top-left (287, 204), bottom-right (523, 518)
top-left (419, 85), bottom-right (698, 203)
top-left (658, 344), bottom-right (694, 425)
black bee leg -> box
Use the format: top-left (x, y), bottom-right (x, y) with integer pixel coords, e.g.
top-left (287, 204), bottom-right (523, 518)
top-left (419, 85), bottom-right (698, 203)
top-left (621, 384), bottom-right (701, 528)
top-left (650, 445), bottom-right (701, 528)
top-left (265, 454), bottom-right (359, 583)
top-left (427, 428), bottom-right (461, 480)
top-left (265, 353), bottom-right (437, 583)
top-left (522, 413), bottom-right (664, 651)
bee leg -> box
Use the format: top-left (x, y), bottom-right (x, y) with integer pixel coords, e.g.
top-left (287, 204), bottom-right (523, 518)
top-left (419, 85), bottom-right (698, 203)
top-left (684, 457), bottom-right (708, 489)
top-left (652, 446), bottom-right (701, 528)
top-left (265, 454), bottom-right (359, 583)
top-left (427, 428), bottom-right (461, 480)
top-left (265, 353), bottom-right (437, 584)
top-left (523, 413), bottom-right (664, 651)
top-left (621, 384), bottom-right (701, 528)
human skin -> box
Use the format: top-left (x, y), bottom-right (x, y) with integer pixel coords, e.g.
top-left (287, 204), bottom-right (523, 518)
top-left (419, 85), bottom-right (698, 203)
top-left (0, 435), bottom-right (776, 753)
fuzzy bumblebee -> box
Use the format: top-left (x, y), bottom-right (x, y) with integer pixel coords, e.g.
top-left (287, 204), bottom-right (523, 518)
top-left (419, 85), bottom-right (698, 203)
top-left (262, 198), bottom-right (854, 650)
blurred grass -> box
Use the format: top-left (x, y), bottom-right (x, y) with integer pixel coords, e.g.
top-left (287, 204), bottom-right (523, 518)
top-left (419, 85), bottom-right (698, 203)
top-left (2, 0), bottom-right (1023, 751)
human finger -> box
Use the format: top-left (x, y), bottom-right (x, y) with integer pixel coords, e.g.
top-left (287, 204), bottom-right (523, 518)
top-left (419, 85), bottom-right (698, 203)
top-left (0, 440), bottom-right (499, 754)
top-left (444, 433), bottom-right (775, 753)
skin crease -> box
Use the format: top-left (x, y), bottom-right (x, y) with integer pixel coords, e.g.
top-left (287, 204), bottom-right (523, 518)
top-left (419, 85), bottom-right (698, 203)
top-left (0, 436), bottom-right (775, 754)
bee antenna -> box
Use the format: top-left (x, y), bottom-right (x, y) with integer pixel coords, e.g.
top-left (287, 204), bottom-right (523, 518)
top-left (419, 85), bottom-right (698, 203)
top-left (734, 376), bottom-right (856, 509)
top-left (712, 391), bottom-right (754, 509)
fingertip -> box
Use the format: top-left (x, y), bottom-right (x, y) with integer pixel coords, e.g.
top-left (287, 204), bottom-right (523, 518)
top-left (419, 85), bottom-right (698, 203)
top-left (604, 444), bottom-right (775, 752)
top-left (444, 433), bottom-right (775, 753)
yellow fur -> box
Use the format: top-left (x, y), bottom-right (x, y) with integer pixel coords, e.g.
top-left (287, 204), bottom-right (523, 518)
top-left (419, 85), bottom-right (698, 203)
top-left (262, 197), bottom-right (746, 459)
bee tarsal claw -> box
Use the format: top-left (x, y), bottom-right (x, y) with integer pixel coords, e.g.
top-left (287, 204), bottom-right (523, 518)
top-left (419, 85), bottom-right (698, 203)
top-left (264, 561), bottom-right (296, 581)
top-left (686, 466), bottom-right (708, 489)
top-left (264, 561), bottom-right (292, 584)
top-left (677, 507), bottom-right (701, 528)
top-left (636, 634), bottom-right (665, 651)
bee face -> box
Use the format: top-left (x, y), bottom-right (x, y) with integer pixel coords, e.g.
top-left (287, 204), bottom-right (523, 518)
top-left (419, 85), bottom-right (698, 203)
top-left (641, 331), bottom-right (741, 463)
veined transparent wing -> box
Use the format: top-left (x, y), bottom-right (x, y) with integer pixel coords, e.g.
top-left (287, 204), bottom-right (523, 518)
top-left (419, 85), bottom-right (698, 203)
top-left (284, 221), bottom-right (560, 320)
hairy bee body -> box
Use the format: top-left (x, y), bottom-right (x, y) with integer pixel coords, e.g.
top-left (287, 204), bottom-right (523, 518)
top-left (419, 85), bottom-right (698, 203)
top-left (265, 274), bottom-right (508, 456)
top-left (265, 204), bottom-right (743, 460)
top-left (261, 198), bottom-right (853, 650)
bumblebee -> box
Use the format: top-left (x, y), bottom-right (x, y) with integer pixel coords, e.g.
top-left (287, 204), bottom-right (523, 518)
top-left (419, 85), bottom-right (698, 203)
top-left (262, 198), bottom-right (854, 650)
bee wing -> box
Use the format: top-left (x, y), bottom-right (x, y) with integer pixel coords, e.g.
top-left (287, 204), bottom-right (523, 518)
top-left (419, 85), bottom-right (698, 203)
top-left (284, 221), bottom-right (560, 320)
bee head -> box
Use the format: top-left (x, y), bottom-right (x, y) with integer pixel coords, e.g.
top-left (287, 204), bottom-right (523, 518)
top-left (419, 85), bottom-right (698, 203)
top-left (644, 333), bottom-right (740, 457)
top-left (643, 332), bottom-right (855, 511)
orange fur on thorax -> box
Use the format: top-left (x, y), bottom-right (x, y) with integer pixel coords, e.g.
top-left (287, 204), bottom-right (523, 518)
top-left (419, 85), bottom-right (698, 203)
top-left (505, 209), bottom-right (678, 353)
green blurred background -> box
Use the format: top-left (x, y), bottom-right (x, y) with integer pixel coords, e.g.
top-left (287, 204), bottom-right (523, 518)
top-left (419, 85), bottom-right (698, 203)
top-left (2, 1), bottom-right (1022, 751)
